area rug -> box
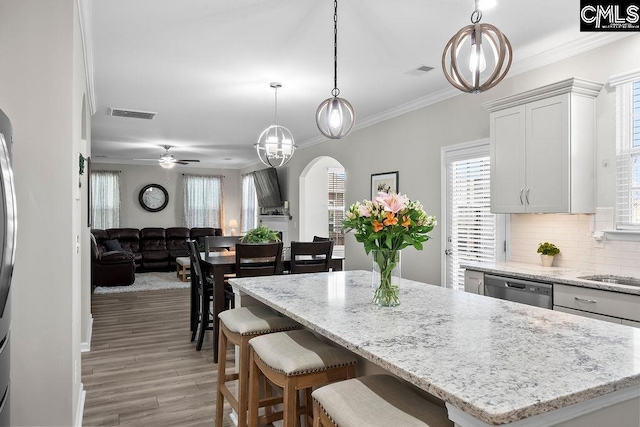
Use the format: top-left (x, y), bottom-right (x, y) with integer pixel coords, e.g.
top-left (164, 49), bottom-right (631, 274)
top-left (94, 271), bottom-right (189, 294)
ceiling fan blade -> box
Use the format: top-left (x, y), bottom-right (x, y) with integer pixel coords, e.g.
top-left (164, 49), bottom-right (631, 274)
top-left (177, 159), bottom-right (200, 162)
top-left (176, 161), bottom-right (190, 165)
top-left (132, 158), bottom-right (163, 161)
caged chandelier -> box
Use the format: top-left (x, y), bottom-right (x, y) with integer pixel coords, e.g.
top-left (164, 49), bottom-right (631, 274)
top-left (255, 82), bottom-right (296, 168)
top-left (316, 0), bottom-right (355, 139)
top-left (442, 0), bottom-right (512, 93)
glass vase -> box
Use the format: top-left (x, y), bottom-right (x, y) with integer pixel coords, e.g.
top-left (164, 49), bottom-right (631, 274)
top-left (371, 249), bottom-right (401, 306)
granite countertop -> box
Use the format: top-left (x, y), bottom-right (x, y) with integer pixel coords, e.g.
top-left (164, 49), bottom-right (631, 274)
top-left (462, 261), bottom-right (640, 296)
top-left (229, 270), bottom-right (640, 425)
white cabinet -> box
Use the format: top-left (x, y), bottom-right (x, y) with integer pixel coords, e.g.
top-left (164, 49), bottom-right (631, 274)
top-left (484, 78), bottom-right (603, 213)
top-left (553, 284), bottom-right (640, 328)
top-left (464, 270), bottom-right (484, 295)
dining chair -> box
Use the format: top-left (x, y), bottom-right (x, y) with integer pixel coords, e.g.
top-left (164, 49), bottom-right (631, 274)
top-left (204, 235), bottom-right (242, 257)
top-left (187, 239), bottom-right (214, 350)
top-left (235, 242), bottom-right (283, 277)
top-left (290, 241), bottom-right (334, 274)
top-left (312, 236), bottom-right (330, 242)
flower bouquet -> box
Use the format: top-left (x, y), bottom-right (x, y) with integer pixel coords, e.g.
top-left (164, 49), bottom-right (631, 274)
top-left (343, 192), bottom-right (436, 306)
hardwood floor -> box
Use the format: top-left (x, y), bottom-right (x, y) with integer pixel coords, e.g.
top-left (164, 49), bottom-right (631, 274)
top-left (82, 288), bottom-right (234, 426)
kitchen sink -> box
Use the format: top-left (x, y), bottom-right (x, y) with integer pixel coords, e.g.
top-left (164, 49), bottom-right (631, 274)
top-left (577, 275), bottom-right (640, 287)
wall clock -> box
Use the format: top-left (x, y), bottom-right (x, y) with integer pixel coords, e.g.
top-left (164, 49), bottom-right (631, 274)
top-left (139, 184), bottom-right (169, 212)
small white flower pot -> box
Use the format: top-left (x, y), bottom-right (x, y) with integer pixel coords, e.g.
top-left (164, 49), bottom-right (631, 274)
top-left (540, 254), bottom-right (555, 267)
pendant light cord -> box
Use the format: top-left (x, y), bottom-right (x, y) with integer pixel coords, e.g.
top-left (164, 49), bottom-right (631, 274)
top-left (274, 85), bottom-right (278, 125)
top-left (332, 0), bottom-right (340, 97)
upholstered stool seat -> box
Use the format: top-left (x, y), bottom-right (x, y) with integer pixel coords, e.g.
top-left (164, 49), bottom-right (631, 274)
top-left (216, 306), bottom-right (300, 427)
top-left (312, 375), bottom-right (452, 427)
top-left (248, 329), bottom-right (357, 427)
top-left (175, 256), bottom-right (190, 282)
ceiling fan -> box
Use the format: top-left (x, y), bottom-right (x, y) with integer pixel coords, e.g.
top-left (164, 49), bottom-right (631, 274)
top-left (136, 145), bottom-right (200, 169)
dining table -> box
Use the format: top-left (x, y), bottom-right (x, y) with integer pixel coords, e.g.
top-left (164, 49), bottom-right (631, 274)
top-left (193, 250), bottom-right (344, 360)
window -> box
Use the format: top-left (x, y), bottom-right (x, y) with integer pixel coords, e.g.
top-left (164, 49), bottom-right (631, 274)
top-left (91, 171), bottom-right (121, 229)
top-left (328, 168), bottom-right (345, 247)
top-left (241, 173), bottom-right (258, 233)
top-left (612, 70), bottom-right (640, 229)
top-left (183, 174), bottom-right (223, 228)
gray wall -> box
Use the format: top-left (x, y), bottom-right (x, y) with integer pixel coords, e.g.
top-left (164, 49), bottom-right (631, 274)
top-left (268, 35), bottom-right (640, 286)
top-left (0, 0), bottom-right (87, 424)
top-left (93, 163), bottom-right (241, 233)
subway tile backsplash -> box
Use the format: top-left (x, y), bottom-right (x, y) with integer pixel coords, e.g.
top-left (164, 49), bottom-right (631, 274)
top-left (509, 208), bottom-right (640, 276)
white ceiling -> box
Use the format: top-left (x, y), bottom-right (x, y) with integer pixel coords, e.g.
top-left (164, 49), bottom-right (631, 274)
top-left (89, 0), bottom-right (613, 169)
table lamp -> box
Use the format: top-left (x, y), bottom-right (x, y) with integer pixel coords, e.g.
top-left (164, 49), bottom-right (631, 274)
top-left (229, 219), bottom-right (238, 236)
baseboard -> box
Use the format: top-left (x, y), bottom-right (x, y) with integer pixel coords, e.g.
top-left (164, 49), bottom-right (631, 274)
top-left (75, 383), bottom-right (86, 427)
top-left (81, 315), bottom-right (93, 352)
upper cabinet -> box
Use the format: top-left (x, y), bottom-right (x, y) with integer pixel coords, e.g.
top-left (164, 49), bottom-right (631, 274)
top-left (483, 78), bottom-right (603, 213)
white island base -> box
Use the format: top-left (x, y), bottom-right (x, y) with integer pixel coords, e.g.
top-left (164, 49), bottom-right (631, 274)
top-left (229, 271), bottom-right (640, 427)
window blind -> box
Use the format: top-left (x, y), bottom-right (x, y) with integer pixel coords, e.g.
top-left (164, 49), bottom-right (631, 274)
top-left (241, 173), bottom-right (258, 233)
top-left (613, 73), bottom-right (640, 229)
top-left (448, 156), bottom-right (495, 290)
top-left (328, 168), bottom-right (345, 246)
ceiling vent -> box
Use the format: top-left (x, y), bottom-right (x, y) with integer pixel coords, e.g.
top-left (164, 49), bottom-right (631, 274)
top-left (405, 65), bottom-right (434, 76)
top-left (108, 107), bottom-right (157, 120)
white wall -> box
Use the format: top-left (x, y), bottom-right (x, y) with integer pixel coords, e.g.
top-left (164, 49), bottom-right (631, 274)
top-left (0, 0), bottom-right (86, 424)
top-left (92, 163), bottom-right (241, 233)
top-left (273, 35), bottom-right (640, 286)
top-left (299, 156), bottom-right (343, 241)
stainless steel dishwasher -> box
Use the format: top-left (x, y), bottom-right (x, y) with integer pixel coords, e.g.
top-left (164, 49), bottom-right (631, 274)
top-left (484, 274), bottom-right (552, 309)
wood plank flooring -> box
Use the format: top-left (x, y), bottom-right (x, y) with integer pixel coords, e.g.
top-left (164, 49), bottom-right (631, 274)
top-left (82, 288), bottom-right (234, 426)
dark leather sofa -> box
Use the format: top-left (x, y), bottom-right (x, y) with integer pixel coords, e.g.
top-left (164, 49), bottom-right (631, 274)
top-left (91, 227), bottom-right (222, 287)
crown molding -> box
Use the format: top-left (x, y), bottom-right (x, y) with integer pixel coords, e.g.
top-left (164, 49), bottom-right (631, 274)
top-left (609, 67), bottom-right (640, 87)
top-left (77, 0), bottom-right (96, 115)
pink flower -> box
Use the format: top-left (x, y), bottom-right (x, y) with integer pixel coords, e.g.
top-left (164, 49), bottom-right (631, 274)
top-left (359, 204), bottom-right (371, 217)
top-left (376, 192), bottom-right (407, 214)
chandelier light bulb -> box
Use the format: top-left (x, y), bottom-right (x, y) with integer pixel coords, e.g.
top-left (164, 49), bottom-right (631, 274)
top-left (469, 42), bottom-right (486, 73)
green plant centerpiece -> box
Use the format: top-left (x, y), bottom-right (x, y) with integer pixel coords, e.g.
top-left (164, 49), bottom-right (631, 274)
top-left (343, 192), bottom-right (436, 306)
top-left (537, 242), bottom-right (560, 267)
top-left (241, 225), bottom-right (281, 243)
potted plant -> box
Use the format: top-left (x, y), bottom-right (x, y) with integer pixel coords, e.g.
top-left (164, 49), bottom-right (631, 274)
top-left (537, 242), bottom-right (560, 267)
top-left (241, 225), bottom-right (281, 243)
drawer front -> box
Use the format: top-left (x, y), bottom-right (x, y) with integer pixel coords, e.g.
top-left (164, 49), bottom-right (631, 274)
top-left (554, 284), bottom-right (640, 322)
top-left (553, 305), bottom-right (622, 324)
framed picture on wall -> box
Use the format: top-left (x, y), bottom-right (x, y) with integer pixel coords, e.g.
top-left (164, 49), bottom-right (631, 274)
top-left (371, 171), bottom-right (398, 198)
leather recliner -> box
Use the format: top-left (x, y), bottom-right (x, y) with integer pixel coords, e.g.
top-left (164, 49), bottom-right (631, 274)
top-left (90, 233), bottom-right (136, 288)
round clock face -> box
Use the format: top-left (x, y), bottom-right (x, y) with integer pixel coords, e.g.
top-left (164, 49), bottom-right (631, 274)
top-left (139, 184), bottom-right (169, 212)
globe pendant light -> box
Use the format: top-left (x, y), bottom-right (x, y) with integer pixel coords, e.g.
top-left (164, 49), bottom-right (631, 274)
top-left (255, 82), bottom-right (296, 168)
top-left (316, 0), bottom-right (355, 139)
top-left (442, 0), bottom-right (512, 93)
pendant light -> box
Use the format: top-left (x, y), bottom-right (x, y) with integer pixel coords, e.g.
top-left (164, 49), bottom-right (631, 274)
top-left (316, 0), bottom-right (355, 139)
top-left (442, 0), bottom-right (512, 93)
top-left (255, 82), bottom-right (296, 168)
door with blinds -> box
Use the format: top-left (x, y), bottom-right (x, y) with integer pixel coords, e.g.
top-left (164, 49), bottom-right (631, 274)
top-left (442, 141), bottom-right (505, 290)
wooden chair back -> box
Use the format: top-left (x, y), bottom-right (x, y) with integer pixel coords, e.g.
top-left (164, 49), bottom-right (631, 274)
top-left (187, 240), bottom-right (205, 286)
top-left (290, 241), bottom-right (333, 274)
top-left (235, 242), bottom-right (283, 278)
top-left (312, 236), bottom-right (330, 242)
top-left (204, 235), bottom-right (242, 257)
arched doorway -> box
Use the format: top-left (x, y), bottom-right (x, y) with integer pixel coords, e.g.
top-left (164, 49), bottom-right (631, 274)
top-left (299, 156), bottom-right (345, 255)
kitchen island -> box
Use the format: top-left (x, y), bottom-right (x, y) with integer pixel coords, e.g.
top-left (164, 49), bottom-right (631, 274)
top-left (228, 270), bottom-right (640, 426)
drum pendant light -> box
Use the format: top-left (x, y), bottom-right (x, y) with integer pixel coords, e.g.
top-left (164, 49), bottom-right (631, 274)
top-left (442, 0), bottom-right (512, 93)
top-left (316, 0), bottom-right (355, 139)
top-left (255, 82), bottom-right (296, 168)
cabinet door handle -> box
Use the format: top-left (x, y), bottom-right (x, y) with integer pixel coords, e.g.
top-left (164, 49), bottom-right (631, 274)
top-left (525, 188), bottom-right (530, 204)
top-left (477, 283), bottom-right (482, 294)
top-left (519, 188), bottom-right (524, 205)
top-left (575, 297), bottom-right (597, 304)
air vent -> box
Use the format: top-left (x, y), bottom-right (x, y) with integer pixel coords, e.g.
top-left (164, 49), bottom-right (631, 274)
top-left (416, 65), bottom-right (434, 73)
top-left (108, 107), bottom-right (157, 120)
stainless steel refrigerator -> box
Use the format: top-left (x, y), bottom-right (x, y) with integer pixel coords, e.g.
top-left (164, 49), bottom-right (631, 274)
top-left (0, 109), bottom-right (16, 426)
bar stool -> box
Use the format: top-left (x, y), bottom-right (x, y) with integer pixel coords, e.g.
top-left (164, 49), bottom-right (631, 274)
top-left (311, 375), bottom-right (452, 427)
top-left (216, 305), bottom-right (300, 427)
top-left (248, 329), bottom-right (357, 427)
